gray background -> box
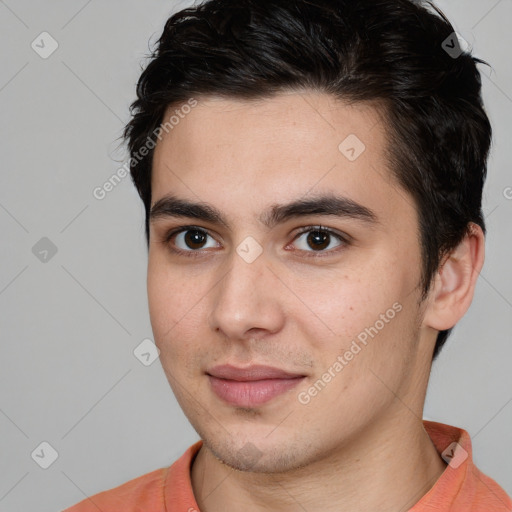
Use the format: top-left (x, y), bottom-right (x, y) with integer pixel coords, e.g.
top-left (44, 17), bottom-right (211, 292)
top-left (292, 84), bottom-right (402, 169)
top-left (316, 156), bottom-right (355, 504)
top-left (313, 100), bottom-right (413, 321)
top-left (0, 1), bottom-right (510, 511)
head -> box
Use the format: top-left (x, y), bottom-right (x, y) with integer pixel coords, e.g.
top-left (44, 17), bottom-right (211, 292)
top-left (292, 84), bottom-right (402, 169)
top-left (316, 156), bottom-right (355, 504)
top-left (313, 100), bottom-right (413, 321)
top-left (123, 0), bottom-right (490, 472)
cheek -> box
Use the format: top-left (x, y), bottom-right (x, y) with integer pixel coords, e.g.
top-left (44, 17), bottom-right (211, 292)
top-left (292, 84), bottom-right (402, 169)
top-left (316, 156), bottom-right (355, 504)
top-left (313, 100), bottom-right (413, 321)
top-left (299, 301), bottom-right (418, 423)
top-left (147, 255), bottom-right (210, 367)
top-left (290, 266), bottom-right (392, 344)
top-left (291, 262), bottom-right (416, 392)
top-left (147, 252), bottom-right (197, 327)
top-left (147, 259), bottom-right (172, 337)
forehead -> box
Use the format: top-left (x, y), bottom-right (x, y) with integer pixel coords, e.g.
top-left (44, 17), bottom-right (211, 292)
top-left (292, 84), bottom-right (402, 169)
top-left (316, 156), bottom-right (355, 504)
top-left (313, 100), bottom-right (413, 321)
top-left (154, 92), bottom-right (386, 167)
top-left (150, 91), bottom-right (409, 227)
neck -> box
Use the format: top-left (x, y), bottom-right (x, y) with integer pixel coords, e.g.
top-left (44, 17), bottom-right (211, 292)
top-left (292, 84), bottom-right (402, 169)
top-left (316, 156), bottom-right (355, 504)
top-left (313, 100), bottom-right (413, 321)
top-left (191, 413), bottom-right (447, 512)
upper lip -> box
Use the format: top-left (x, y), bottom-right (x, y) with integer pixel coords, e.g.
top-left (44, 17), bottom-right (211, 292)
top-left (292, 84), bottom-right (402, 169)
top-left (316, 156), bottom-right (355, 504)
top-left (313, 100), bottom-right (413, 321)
top-left (207, 364), bottom-right (305, 381)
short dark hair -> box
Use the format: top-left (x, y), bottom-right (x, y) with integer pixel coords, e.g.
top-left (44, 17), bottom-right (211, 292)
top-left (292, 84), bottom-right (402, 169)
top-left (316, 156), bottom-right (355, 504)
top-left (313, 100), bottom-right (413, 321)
top-left (123, 0), bottom-right (492, 360)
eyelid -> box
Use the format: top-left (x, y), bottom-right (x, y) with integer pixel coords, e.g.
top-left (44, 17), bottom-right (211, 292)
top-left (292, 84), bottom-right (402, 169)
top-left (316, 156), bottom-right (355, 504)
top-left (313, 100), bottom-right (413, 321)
top-left (292, 225), bottom-right (350, 243)
top-left (163, 225), bottom-right (216, 244)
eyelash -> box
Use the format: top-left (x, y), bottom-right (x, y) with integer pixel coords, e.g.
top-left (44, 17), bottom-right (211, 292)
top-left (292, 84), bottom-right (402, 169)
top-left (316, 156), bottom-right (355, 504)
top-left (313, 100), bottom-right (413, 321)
top-left (162, 225), bottom-right (349, 260)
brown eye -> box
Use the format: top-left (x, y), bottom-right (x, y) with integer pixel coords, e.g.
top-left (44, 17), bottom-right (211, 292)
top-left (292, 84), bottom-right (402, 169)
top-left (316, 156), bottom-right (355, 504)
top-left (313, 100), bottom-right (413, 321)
top-left (166, 227), bottom-right (220, 256)
top-left (183, 229), bottom-right (208, 250)
top-left (292, 226), bottom-right (347, 256)
top-left (305, 230), bottom-right (331, 250)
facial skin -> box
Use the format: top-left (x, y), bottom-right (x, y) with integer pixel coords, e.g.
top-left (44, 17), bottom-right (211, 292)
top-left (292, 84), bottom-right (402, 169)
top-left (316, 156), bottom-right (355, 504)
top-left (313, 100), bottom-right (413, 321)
top-left (148, 92), bottom-right (484, 512)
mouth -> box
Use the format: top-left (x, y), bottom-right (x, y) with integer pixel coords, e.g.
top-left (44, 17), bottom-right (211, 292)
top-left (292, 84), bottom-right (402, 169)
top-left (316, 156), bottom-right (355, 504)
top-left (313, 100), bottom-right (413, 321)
top-left (206, 364), bottom-right (306, 407)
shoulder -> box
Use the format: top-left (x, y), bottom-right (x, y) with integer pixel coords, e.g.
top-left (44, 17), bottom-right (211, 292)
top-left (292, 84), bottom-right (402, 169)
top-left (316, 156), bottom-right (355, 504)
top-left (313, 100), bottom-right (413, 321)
top-left (466, 464), bottom-right (512, 512)
top-left (420, 420), bottom-right (512, 511)
top-left (62, 467), bottom-right (168, 512)
top-left (62, 441), bottom-right (203, 512)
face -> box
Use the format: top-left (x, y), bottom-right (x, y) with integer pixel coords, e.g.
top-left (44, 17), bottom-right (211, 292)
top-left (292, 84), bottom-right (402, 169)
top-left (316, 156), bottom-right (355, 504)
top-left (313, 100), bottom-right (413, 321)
top-left (148, 91), bottom-right (434, 473)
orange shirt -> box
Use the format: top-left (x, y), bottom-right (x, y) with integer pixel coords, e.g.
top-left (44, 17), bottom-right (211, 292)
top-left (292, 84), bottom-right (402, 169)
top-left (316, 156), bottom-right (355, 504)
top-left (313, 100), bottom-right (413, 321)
top-left (63, 420), bottom-right (511, 511)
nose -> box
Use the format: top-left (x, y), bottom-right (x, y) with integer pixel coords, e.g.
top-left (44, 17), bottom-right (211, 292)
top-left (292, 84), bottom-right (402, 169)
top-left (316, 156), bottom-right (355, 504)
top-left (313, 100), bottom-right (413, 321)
top-left (208, 246), bottom-right (285, 341)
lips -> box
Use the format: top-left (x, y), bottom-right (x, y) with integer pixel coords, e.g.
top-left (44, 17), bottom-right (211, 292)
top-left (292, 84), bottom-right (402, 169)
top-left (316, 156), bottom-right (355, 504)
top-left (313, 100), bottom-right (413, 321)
top-left (207, 364), bottom-right (305, 381)
top-left (206, 364), bottom-right (306, 407)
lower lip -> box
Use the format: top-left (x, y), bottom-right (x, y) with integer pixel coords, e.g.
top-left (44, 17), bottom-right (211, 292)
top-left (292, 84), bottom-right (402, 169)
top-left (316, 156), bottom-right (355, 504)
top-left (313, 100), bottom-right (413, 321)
top-left (208, 375), bottom-right (305, 407)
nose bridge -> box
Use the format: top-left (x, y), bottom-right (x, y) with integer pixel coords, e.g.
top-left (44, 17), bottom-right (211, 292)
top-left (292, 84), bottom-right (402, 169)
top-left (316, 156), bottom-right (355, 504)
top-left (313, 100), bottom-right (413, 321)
top-left (209, 244), bottom-right (283, 338)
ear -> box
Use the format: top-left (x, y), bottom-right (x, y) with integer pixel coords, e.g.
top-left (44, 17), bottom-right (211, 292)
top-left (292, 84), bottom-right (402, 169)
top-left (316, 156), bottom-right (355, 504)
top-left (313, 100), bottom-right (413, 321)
top-left (422, 222), bottom-right (485, 331)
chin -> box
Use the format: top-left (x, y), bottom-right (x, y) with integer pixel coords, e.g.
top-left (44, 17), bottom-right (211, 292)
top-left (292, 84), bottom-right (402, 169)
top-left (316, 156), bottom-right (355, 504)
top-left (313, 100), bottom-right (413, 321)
top-left (200, 429), bottom-right (314, 474)
top-left (212, 444), bottom-right (301, 473)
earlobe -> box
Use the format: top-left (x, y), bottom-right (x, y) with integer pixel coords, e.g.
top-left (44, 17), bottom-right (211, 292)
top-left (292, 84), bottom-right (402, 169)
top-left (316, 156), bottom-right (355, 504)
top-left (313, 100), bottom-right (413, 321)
top-left (422, 223), bottom-right (485, 331)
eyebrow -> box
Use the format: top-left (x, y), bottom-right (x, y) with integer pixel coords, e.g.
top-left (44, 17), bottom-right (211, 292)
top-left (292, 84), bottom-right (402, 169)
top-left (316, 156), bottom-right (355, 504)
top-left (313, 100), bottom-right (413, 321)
top-left (149, 192), bottom-right (379, 230)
